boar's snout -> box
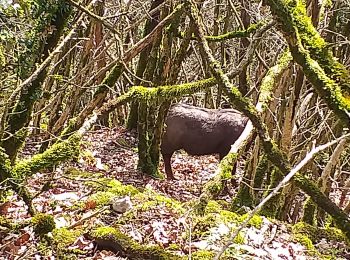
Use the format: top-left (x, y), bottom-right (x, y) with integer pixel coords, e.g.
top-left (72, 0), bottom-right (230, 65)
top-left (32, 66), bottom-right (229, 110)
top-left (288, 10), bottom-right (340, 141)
top-left (161, 104), bottom-right (248, 179)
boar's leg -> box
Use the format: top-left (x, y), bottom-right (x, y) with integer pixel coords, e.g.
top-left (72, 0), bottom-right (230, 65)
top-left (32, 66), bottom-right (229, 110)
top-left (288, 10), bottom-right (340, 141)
top-left (162, 153), bottom-right (175, 179)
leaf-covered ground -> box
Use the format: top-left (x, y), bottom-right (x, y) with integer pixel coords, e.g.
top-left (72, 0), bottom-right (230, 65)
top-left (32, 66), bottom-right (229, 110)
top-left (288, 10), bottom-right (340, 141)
top-left (0, 127), bottom-right (349, 259)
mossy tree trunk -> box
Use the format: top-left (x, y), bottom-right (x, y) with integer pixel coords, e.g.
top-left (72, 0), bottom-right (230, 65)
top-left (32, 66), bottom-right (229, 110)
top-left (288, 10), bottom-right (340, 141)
top-left (127, 0), bottom-right (164, 130)
top-left (238, 0), bottom-right (250, 96)
top-left (1, 0), bottom-right (72, 162)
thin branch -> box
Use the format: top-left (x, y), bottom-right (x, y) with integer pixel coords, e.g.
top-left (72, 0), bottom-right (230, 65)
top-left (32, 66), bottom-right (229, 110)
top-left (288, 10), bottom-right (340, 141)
top-left (66, 0), bottom-right (121, 37)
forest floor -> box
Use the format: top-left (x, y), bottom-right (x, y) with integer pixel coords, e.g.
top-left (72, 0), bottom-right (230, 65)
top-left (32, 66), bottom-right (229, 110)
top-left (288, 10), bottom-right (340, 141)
top-left (0, 126), bottom-right (349, 259)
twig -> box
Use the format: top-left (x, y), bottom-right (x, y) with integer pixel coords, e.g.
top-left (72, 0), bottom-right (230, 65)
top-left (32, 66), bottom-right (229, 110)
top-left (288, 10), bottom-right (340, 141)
top-left (66, 0), bottom-right (121, 37)
top-left (68, 206), bottom-right (109, 229)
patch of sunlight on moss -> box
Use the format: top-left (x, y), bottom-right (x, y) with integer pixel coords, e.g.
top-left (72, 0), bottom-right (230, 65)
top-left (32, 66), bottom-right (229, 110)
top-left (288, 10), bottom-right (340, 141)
top-left (293, 234), bottom-right (319, 256)
top-left (108, 179), bottom-right (139, 195)
top-left (65, 167), bottom-right (103, 178)
top-left (204, 200), bottom-right (222, 214)
top-left (138, 189), bottom-right (185, 213)
top-left (219, 210), bottom-right (240, 224)
top-left (89, 191), bottom-right (115, 206)
top-left (239, 214), bottom-right (263, 229)
top-left (191, 250), bottom-right (215, 259)
top-left (52, 228), bottom-right (81, 248)
top-left (234, 232), bottom-right (245, 244)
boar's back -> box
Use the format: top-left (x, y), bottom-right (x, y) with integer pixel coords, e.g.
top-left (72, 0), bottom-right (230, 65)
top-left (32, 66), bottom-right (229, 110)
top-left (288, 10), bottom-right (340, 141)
top-left (161, 104), bottom-right (248, 156)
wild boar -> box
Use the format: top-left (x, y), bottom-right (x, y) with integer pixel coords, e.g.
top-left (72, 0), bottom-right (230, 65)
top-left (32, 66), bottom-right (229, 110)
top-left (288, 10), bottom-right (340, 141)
top-left (161, 103), bottom-right (248, 179)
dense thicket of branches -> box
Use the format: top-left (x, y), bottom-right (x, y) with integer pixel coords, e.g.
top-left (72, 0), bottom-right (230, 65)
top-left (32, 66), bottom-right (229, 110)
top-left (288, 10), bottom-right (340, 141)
top-left (1, 0), bottom-right (350, 244)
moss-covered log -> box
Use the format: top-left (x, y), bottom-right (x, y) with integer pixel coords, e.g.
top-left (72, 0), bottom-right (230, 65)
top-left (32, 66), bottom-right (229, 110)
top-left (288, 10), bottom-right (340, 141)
top-left (187, 0), bottom-right (350, 240)
top-left (91, 226), bottom-right (179, 260)
top-left (13, 134), bottom-right (81, 180)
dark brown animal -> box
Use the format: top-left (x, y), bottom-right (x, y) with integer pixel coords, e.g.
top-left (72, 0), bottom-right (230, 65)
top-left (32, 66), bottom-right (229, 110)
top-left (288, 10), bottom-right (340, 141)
top-left (161, 104), bottom-right (248, 179)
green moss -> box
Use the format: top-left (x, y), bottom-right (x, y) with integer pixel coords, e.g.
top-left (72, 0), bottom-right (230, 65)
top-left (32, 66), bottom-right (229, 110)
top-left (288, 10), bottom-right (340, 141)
top-left (127, 190), bottom-right (184, 216)
top-left (205, 21), bottom-right (264, 42)
top-left (64, 167), bottom-right (103, 179)
top-left (0, 216), bottom-right (16, 229)
top-left (32, 213), bottom-right (55, 236)
top-left (253, 154), bottom-right (269, 195)
top-left (89, 191), bottom-right (116, 206)
top-left (260, 168), bottom-right (284, 218)
top-left (204, 200), bottom-right (223, 214)
top-left (302, 198), bottom-right (316, 225)
top-left (167, 243), bottom-right (181, 251)
top-left (79, 150), bottom-right (96, 165)
top-left (52, 227), bottom-right (81, 248)
top-left (96, 62), bottom-right (124, 95)
top-left (52, 228), bottom-right (85, 258)
top-left (233, 232), bottom-right (245, 244)
top-left (232, 185), bottom-right (254, 211)
top-left (59, 118), bottom-right (78, 138)
top-left (0, 44), bottom-right (5, 69)
top-left (13, 134), bottom-right (81, 180)
top-left (293, 233), bottom-right (319, 255)
top-left (85, 179), bottom-right (140, 207)
top-left (259, 51), bottom-right (292, 105)
top-left (219, 210), bottom-right (237, 222)
top-left (239, 214), bottom-right (263, 229)
top-left (293, 222), bottom-right (350, 258)
top-left (199, 153), bottom-right (237, 206)
top-left (191, 250), bottom-right (215, 259)
top-left (265, 0), bottom-right (350, 124)
top-left (37, 238), bottom-right (52, 257)
top-left (191, 214), bottom-right (217, 240)
top-left (108, 179), bottom-right (139, 196)
top-left (293, 222), bottom-right (348, 245)
top-left (0, 149), bottom-right (13, 199)
top-left (91, 226), bottom-right (179, 259)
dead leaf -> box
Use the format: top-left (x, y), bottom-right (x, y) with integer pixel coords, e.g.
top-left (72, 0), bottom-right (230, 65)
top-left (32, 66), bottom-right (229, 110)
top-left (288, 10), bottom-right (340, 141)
top-left (14, 232), bottom-right (30, 246)
top-left (84, 200), bottom-right (97, 211)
